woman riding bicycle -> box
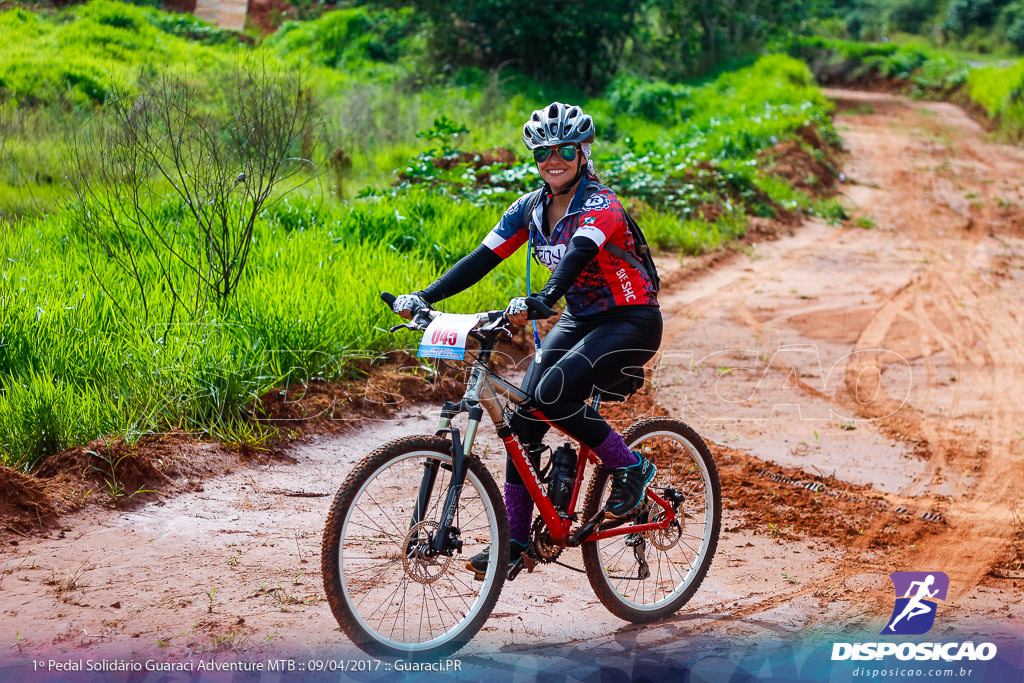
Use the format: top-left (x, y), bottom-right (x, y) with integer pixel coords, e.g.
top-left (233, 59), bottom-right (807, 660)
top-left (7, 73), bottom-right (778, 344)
top-left (392, 102), bottom-right (662, 571)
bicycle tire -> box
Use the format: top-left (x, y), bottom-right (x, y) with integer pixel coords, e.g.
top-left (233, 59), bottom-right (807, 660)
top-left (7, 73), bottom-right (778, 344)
top-left (322, 435), bottom-right (509, 658)
top-left (581, 418), bottom-right (721, 622)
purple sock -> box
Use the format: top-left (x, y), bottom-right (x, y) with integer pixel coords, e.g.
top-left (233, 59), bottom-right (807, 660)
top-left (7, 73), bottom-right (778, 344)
top-left (504, 482), bottom-right (534, 544)
top-left (591, 430), bottom-right (640, 469)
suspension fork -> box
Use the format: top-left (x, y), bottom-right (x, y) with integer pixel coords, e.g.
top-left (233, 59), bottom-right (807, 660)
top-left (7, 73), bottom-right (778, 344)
top-left (409, 399), bottom-right (462, 530)
top-left (427, 404), bottom-right (483, 556)
top-left (410, 460), bottom-right (440, 529)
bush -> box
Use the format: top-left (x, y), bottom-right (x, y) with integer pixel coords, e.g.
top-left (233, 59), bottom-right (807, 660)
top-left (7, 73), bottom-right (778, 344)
top-left (605, 75), bottom-right (693, 123)
top-left (265, 7), bottom-right (418, 70)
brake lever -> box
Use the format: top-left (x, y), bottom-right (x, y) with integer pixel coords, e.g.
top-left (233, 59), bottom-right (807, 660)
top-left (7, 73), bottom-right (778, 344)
top-left (478, 312), bottom-right (513, 337)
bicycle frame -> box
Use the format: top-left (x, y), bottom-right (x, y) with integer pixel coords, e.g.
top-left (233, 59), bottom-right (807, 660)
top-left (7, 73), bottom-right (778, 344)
top-left (433, 342), bottom-right (677, 551)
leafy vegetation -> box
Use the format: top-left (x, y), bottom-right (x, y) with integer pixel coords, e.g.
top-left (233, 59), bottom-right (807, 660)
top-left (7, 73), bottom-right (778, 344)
top-left (377, 0), bottom-right (816, 88)
top-left (784, 35), bottom-right (1024, 141)
top-left (0, 1), bottom-right (849, 470)
top-left (816, 0), bottom-right (1024, 55)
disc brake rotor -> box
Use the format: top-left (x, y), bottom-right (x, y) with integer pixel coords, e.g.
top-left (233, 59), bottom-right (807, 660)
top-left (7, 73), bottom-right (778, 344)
top-left (647, 507), bottom-right (684, 551)
top-left (402, 520), bottom-right (453, 584)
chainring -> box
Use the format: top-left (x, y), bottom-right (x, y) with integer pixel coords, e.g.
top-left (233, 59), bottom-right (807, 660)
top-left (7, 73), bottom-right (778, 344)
top-left (529, 516), bottom-right (564, 563)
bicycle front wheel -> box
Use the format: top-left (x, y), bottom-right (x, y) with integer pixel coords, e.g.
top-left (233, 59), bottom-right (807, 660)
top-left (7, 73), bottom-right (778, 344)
top-left (581, 418), bottom-right (721, 622)
top-left (321, 436), bottom-right (508, 658)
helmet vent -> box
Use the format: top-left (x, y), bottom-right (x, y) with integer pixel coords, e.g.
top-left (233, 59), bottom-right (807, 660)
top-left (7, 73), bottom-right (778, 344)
top-left (522, 102), bottom-right (595, 149)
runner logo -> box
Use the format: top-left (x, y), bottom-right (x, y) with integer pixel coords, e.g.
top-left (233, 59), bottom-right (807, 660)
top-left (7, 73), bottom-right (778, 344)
top-left (883, 571), bottom-right (949, 635)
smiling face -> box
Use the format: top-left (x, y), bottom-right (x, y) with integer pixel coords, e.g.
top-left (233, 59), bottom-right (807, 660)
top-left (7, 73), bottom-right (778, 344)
top-left (536, 144), bottom-right (583, 194)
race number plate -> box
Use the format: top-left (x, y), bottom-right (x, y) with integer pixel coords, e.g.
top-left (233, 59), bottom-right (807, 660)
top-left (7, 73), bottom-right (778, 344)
top-left (417, 313), bottom-right (479, 360)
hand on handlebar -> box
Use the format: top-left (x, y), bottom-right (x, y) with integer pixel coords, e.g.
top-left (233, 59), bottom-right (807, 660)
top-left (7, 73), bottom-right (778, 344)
top-left (504, 296), bottom-right (557, 325)
top-left (504, 297), bottom-right (530, 326)
top-left (391, 293), bottom-right (428, 320)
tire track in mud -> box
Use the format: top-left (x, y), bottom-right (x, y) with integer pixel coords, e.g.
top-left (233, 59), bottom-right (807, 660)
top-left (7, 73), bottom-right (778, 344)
top-left (656, 89), bottom-right (1024, 632)
top-left (834, 94), bottom-right (1024, 607)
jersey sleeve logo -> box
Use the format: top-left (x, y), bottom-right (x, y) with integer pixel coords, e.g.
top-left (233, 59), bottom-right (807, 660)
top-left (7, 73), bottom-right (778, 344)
top-left (582, 192), bottom-right (612, 212)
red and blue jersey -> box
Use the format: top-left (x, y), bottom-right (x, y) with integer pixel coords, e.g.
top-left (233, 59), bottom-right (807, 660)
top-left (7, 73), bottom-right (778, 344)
top-left (481, 176), bottom-right (659, 316)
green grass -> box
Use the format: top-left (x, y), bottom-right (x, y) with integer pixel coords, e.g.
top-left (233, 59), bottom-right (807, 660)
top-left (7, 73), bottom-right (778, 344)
top-left (784, 35), bottom-right (1024, 141)
top-left (0, 2), bottom-right (843, 470)
top-left (0, 190), bottom-right (529, 470)
top-left (966, 60), bottom-right (1024, 141)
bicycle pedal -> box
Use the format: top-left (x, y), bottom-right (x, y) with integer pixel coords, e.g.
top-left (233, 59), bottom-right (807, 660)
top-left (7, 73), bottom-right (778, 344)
top-left (506, 554), bottom-right (536, 581)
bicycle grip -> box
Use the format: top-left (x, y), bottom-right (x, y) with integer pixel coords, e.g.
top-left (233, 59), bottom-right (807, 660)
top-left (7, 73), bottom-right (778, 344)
top-left (525, 296), bottom-right (556, 320)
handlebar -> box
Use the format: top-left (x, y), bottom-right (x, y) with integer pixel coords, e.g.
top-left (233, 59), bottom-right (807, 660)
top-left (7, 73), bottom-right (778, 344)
top-left (523, 297), bottom-right (556, 320)
top-left (380, 291), bottom-right (556, 327)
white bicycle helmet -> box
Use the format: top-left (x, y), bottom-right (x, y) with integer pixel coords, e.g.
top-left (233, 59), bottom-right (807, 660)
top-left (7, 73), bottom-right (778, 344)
top-left (522, 102), bottom-right (595, 150)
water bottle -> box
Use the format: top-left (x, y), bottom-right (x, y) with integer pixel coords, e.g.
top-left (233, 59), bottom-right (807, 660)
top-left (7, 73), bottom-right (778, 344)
top-left (547, 443), bottom-right (577, 511)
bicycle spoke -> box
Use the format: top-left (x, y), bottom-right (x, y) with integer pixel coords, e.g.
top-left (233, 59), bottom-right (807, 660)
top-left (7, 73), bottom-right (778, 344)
top-left (585, 421), bottom-right (720, 618)
top-left (361, 489), bottom-right (408, 538)
top-left (328, 445), bottom-right (504, 655)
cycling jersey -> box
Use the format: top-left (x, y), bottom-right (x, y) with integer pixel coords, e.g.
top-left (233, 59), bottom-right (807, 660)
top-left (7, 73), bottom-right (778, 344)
top-left (482, 176), bottom-right (659, 316)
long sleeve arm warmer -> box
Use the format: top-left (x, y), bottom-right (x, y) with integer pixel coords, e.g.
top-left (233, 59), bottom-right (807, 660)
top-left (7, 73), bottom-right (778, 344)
top-left (535, 236), bottom-right (600, 307)
top-left (418, 244), bottom-right (503, 304)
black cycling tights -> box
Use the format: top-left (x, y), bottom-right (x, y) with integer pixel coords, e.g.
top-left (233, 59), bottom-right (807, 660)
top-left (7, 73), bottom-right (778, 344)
top-left (506, 305), bottom-right (662, 486)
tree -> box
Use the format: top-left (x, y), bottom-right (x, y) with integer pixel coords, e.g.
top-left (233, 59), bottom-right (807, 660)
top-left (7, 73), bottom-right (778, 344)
top-left (1000, 1), bottom-right (1024, 49)
top-left (887, 0), bottom-right (940, 33)
top-left (943, 0), bottom-right (1009, 36)
top-left (643, 0), bottom-right (821, 78)
top-left (370, 0), bottom-right (645, 90)
top-left (70, 59), bottom-right (317, 336)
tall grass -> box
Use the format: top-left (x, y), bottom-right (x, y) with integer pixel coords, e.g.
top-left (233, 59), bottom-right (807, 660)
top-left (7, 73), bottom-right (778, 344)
top-left (967, 61), bottom-right (1024, 141)
top-left (0, 2), bottom-right (843, 470)
top-left (0, 191), bottom-right (529, 470)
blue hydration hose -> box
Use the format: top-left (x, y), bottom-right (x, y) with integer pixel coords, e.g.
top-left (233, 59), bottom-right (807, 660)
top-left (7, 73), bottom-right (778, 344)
top-left (526, 229), bottom-right (543, 363)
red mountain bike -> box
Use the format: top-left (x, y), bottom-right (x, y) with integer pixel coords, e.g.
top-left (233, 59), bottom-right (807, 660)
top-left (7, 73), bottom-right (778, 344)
top-left (321, 294), bottom-right (721, 658)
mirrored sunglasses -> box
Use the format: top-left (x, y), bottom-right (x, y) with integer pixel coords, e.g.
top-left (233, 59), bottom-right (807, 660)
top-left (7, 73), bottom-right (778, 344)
top-left (533, 145), bottom-right (578, 163)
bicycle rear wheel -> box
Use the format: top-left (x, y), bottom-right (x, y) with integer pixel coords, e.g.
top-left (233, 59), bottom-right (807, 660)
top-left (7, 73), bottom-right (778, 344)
top-left (581, 418), bottom-right (721, 622)
top-left (322, 436), bottom-right (508, 658)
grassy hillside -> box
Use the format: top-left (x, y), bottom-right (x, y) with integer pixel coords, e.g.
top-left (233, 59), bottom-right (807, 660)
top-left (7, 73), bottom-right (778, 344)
top-left (0, 2), bottom-right (844, 470)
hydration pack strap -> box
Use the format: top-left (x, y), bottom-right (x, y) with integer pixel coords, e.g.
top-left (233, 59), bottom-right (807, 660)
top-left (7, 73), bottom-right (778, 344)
top-left (604, 242), bottom-right (647, 275)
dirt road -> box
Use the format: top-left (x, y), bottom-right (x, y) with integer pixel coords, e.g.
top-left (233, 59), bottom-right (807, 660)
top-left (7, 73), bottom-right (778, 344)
top-left (2, 90), bottom-right (1023, 677)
